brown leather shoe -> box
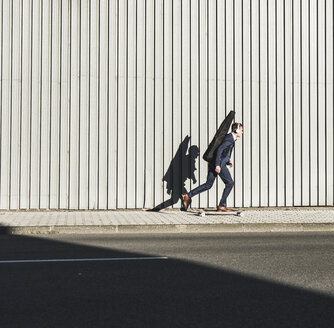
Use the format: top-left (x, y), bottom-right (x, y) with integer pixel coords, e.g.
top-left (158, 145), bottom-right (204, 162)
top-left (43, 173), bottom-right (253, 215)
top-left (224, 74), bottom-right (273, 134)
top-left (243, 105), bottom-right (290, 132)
top-left (182, 194), bottom-right (190, 210)
top-left (217, 206), bottom-right (233, 212)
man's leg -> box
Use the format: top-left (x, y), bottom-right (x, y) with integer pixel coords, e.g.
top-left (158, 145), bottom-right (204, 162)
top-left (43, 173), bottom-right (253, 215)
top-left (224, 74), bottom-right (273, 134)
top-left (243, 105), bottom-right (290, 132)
top-left (188, 169), bottom-right (216, 198)
top-left (218, 166), bottom-right (234, 207)
top-left (182, 169), bottom-right (216, 209)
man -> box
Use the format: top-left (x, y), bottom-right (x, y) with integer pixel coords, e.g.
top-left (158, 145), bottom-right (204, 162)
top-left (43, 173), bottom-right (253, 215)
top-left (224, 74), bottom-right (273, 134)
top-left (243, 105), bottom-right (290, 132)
top-left (182, 123), bottom-right (243, 212)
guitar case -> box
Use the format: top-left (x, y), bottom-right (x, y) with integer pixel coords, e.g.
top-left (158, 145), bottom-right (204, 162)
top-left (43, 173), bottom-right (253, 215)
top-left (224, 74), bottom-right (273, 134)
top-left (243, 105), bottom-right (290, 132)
top-left (202, 110), bottom-right (235, 163)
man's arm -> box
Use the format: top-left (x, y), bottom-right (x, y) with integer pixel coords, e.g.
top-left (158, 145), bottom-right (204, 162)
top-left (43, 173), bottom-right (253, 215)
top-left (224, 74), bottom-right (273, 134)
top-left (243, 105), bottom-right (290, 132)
top-left (215, 137), bottom-right (233, 167)
top-left (227, 148), bottom-right (234, 167)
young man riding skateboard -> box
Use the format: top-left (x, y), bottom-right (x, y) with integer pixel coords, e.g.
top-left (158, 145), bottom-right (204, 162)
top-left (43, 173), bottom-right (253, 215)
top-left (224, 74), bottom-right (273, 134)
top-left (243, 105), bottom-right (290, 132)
top-left (182, 123), bottom-right (243, 212)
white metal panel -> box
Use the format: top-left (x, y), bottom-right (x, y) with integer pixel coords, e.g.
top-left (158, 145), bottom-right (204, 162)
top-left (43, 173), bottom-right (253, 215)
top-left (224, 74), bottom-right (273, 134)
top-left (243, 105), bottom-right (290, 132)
top-left (172, 0), bottom-right (182, 209)
top-left (154, 0), bottom-right (164, 209)
top-left (10, 0), bottom-right (22, 209)
top-left (108, 0), bottom-right (118, 209)
top-left (225, 0), bottom-right (235, 207)
top-left (162, 0), bottom-right (173, 210)
top-left (136, 0), bottom-right (145, 208)
top-left (99, 0), bottom-right (109, 209)
top-left (0, 0), bottom-right (3, 208)
top-left (234, 0), bottom-right (244, 207)
top-left (318, 0), bottom-right (326, 205)
top-left (251, 0), bottom-right (260, 206)
top-left (198, 0), bottom-right (208, 208)
top-left (89, 0), bottom-right (99, 209)
top-left (1, 0), bottom-right (12, 209)
top-left (20, 0), bottom-right (32, 209)
top-left (79, 0), bottom-right (90, 209)
top-left (309, 0), bottom-right (318, 205)
top-left (30, 0), bottom-right (42, 209)
top-left (276, 0), bottom-right (285, 206)
top-left (69, 0), bottom-right (80, 209)
top-left (326, 0), bottom-right (334, 205)
top-left (49, 0), bottom-right (61, 209)
top-left (216, 0), bottom-right (226, 209)
top-left (208, 0), bottom-right (216, 208)
top-left (301, 0), bottom-right (310, 205)
top-left (126, 0), bottom-right (136, 208)
top-left (189, 0), bottom-right (200, 209)
top-left (40, 0), bottom-right (51, 209)
top-left (0, 0), bottom-right (12, 209)
top-left (182, 0), bottom-right (191, 204)
top-left (293, 0), bottom-right (302, 206)
top-left (242, 0), bottom-right (252, 207)
top-left (285, 0), bottom-right (293, 206)
top-left (144, 0), bottom-right (154, 208)
top-left (259, 0), bottom-right (268, 206)
top-left (59, 0), bottom-right (70, 209)
top-left (268, 0), bottom-right (277, 206)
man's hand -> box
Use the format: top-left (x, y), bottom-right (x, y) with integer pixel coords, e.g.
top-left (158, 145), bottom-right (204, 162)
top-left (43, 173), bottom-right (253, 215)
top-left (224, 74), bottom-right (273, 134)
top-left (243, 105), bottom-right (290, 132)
top-left (228, 162), bottom-right (233, 168)
top-left (215, 166), bottom-right (221, 174)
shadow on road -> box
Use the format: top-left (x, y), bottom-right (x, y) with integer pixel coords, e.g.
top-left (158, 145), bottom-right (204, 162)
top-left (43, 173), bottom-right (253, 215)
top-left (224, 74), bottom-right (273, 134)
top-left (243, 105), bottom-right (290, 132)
top-left (0, 226), bottom-right (333, 327)
top-left (0, 224), bottom-right (10, 235)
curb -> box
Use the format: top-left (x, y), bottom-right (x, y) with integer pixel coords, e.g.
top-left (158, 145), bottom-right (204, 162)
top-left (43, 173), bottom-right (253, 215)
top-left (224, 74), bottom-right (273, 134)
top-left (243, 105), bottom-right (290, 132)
top-left (1, 223), bottom-right (334, 235)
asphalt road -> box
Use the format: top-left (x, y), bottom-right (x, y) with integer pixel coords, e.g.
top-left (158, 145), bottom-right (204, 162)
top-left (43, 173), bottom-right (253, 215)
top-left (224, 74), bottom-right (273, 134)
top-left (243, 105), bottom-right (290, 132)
top-left (0, 232), bottom-right (333, 328)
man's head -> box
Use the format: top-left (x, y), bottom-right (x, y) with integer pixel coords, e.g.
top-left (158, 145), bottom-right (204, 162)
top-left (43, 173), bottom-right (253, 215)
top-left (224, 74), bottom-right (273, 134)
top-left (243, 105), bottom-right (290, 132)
top-left (231, 123), bottom-right (243, 138)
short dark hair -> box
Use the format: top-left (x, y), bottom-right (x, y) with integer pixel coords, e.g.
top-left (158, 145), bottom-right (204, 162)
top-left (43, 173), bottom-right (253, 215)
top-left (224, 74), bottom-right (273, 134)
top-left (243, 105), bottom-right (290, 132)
top-left (231, 122), bottom-right (243, 133)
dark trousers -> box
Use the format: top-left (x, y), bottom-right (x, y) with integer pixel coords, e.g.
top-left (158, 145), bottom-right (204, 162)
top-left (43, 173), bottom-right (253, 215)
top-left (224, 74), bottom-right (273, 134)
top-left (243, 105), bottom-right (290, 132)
top-left (188, 165), bottom-right (234, 207)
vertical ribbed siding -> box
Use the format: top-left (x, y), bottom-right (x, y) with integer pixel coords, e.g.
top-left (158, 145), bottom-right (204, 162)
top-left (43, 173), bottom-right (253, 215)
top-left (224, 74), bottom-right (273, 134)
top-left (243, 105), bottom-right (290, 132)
top-left (0, 0), bottom-right (333, 210)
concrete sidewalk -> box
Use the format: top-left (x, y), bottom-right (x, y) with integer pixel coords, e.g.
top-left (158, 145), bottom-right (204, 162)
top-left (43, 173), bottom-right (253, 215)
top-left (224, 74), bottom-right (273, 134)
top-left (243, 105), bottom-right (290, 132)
top-left (0, 207), bottom-right (334, 234)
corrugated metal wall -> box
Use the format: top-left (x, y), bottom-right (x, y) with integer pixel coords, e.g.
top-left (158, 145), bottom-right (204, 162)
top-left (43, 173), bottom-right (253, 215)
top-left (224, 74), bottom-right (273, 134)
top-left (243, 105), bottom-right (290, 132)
top-left (0, 0), bottom-right (333, 210)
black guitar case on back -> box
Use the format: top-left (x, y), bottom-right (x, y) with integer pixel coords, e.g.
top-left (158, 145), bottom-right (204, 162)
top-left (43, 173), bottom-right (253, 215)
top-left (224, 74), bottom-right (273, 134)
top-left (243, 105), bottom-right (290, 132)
top-left (203, 110), bottom-right (235, 163)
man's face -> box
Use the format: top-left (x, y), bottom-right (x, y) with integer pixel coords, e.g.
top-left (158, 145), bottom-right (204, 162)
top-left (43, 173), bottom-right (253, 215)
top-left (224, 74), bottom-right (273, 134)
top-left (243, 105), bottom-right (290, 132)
top-left (237, 126), bottom-right (243, 138)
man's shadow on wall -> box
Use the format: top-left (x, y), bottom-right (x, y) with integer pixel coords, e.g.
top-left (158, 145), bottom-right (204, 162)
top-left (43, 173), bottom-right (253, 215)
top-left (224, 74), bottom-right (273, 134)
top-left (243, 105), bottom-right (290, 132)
top-left (149, 136), bottom-right (200, 212)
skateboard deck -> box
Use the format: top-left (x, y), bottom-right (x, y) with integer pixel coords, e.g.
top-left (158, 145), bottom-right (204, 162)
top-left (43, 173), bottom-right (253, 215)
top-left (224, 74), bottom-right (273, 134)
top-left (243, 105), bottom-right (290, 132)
top-left (196, 209), bottom-right (244, 217)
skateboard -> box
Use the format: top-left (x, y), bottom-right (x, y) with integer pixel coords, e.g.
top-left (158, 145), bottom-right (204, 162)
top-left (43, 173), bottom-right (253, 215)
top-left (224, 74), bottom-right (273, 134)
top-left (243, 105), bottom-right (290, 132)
top-left (197, 209), bottom-right (244, 217)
